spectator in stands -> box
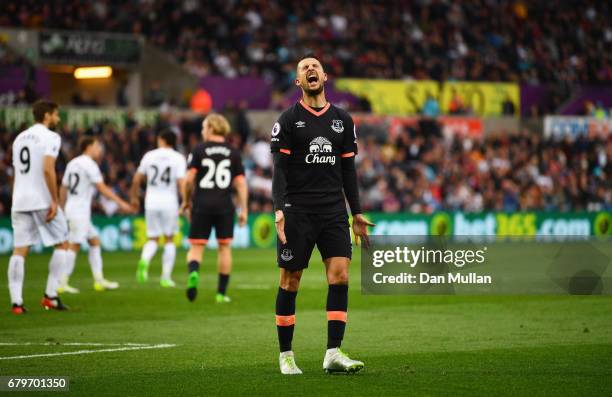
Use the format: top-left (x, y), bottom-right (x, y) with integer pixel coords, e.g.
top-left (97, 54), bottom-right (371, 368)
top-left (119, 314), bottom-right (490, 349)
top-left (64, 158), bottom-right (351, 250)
top-left (1, 0), bottom-right (610, 88)
top-left (422, 95), bottom-right (440, 117)
top-left (502, 95), bottom-right (516, 116)
top-left (448, 89), bottom-right (467, 115)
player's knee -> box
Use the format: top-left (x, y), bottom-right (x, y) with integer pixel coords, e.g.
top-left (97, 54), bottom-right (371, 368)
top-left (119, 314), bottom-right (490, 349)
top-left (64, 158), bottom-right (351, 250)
top-left (56, 241), bottom-right (69, 250)
top-left (187, 246), bottom-right (204, 262)
top-left (281, 278), bottom-right (300, 291)
top-left (328, 269), bottom-right (349, 285)
top-left (218, 242), bottom-right (231, 251)
top-left (280, 271), bottom-right (302, 291)
top-left (12, 246), bottom-right (28, 257)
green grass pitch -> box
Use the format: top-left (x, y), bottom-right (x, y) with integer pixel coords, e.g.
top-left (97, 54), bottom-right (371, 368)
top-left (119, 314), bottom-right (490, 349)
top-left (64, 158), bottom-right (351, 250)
top-left (1, 248), bottom-right (611, 396)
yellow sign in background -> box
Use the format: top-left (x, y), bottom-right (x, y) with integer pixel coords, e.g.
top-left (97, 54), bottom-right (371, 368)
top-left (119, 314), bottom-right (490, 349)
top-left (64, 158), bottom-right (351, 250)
top-left (335, 79), bottom-right (519, 116)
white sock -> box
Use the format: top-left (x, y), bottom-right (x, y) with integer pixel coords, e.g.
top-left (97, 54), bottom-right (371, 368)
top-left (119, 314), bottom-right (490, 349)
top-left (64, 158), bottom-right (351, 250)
top-left (63, 250), bottom-right (77, 284)
top-left (8, 255), bottom-right (25, 305)
top-left (88, 245), bottom-right (103, 282)
top-left (141, 240), bottom-right (158, 263)
top-left (162, 243), bottom-right (176, 280)
top-left (46, 249), bottom-right (66, 297)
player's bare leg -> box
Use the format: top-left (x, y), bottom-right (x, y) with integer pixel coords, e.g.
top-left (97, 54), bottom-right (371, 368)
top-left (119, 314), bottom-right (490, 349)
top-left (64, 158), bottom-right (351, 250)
top-left (160, 235), bottom-right (176, 287)
top-left (277, 268), bottom-right (303, 374)
top-left (322, 257), bottom-right (363, 374)
top-left (8, 246), bottom-right (28, 314)
top-left (138, 237), bottom-right (159, 283)
top-left (58, 243), bottom-right (81, 294)
top-left (186, 243), bottom-right (205, 301)
top-left (41, 241), bottom-right (70, 311)
top-left (89, 237), bottom-right (118, 291)
top-left (215, 241), bottom-right (232, 302)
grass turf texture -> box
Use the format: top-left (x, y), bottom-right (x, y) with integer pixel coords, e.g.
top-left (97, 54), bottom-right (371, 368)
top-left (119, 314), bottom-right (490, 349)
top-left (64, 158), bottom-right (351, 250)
top-left (1, 248), bottom-right (611, 396)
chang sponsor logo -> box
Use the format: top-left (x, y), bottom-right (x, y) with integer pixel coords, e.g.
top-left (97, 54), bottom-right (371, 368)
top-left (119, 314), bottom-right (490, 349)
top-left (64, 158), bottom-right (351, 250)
top-left (305, 137), bottom-right (335, 165)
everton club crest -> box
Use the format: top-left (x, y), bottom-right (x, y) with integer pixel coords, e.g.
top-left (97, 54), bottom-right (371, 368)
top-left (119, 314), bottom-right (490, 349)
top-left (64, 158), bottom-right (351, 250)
top-left (331, 119), bottom-right (344, 133)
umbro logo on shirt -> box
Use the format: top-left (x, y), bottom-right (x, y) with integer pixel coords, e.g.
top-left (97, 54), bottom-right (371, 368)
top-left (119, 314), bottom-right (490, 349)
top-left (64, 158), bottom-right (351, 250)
top-left (295, 121), bottom-right (306, 128)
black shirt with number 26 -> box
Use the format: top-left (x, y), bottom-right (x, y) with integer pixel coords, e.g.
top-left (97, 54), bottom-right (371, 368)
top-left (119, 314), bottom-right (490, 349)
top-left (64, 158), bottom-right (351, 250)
top-left (188, 142), bottom-right (245, 214)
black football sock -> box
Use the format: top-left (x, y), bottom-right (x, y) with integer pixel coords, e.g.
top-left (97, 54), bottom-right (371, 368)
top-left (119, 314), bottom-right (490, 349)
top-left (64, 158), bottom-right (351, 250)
top-left (188, 260), bottom-right (200, 273)
top-left (217, 273), bottom-right (230, 295)
top-left (276, 287), bottom-right (297, 353)
top-left (326, 284), bottom-right (348, 349)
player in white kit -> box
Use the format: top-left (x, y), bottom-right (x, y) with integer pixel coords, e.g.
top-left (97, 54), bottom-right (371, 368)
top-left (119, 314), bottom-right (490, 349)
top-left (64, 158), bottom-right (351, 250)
top-left (8, 100), bottom-right (70, 314)
top-left (130, 130), bottom-right (186, 287)
top-left (59, 136), bottom-right (134, 293)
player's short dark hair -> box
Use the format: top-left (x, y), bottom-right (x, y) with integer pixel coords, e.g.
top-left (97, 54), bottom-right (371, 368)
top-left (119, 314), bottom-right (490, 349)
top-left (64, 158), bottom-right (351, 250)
top-left (159, 130), bottom-right (176, 147)
top-left (79, 136), bottom-right (97, 153)
top-left (297, 53), bottom-right (324, 70)
top-left (32, 99), bottom-right (59, 122)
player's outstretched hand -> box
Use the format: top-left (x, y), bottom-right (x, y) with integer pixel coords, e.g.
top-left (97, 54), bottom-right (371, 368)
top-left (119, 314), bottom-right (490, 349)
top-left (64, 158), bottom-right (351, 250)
top-left (275, 210), bottom-right (287, 244)
top-left (180, 203), bottom-right (191, 223)
top-left (238, 210), bottom-right (248, 227)
top-left (117, 201), bottom-right (133, 214)
top-left (46, 200), bottom-right (58, 222)
top-left (352, 214), bottom-right (375, 249)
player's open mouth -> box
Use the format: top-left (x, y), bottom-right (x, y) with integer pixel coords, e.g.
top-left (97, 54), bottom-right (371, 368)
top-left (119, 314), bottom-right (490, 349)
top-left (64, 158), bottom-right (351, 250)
top-left (307, 74), bottom-right (318, 83)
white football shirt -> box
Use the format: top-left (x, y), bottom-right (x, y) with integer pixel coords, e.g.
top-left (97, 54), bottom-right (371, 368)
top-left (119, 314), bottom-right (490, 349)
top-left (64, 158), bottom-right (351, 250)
top-left (62, 154), bottom-right (103, 218)
top-left (137, 148), bottom-right (186, 211)
top-left (12, 123), bottom-right (62, 212)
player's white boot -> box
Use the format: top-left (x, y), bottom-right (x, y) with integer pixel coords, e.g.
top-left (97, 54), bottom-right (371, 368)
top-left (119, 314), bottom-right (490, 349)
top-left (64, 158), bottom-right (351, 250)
top-left (323, 348), bottom-right (364, 374)
top-left (279, 351), bottom-right (303, 375)
top-left (160, 278), bottom-right (176, 288)
top-left (94, 278), bottom-right (119, 291)
top-left (58, 277), bottom-right (80, 294)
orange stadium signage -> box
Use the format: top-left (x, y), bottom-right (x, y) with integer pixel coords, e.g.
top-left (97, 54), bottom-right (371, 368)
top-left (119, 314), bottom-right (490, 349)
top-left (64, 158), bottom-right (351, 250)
top-left (352, 115), bottom-right (483, 139)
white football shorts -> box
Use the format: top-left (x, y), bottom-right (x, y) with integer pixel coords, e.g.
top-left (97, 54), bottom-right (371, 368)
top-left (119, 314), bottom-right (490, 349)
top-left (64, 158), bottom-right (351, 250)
top-left (67, 217), bottom-right (99, 245)
top-left (11, 208), bottom-right (69, 248)
top-left (145, 209), bottom-right (179, 238)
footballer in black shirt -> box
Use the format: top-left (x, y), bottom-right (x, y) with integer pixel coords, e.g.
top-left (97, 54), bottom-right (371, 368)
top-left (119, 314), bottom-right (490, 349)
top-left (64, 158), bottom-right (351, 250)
top-left (181, 113), bottom-right (248, 303)
top-left (271, 55), bottom-right (373, 375)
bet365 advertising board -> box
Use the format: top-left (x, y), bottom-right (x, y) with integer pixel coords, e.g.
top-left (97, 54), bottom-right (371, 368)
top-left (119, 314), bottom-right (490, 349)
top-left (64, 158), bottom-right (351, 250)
top-left (0, 211), bottom-right (609, 255)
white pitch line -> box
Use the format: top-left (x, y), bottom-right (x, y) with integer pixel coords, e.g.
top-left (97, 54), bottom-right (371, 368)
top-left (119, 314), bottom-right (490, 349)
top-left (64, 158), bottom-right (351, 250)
top-left (0, 343), bottom-right (177, 361)
top-left (0, 342), bottom-right (149, 347)
top-left (234, 284), bottom-right (273, 290)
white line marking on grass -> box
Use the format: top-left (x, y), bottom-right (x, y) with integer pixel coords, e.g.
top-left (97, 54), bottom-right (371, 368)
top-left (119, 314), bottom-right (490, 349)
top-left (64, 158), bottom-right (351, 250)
top-left (0, 342), bottom-right (149, 347)
top-left (0, 343), bottom-right (176, 361)
top-left (234, 284), bottom-right (272, 290)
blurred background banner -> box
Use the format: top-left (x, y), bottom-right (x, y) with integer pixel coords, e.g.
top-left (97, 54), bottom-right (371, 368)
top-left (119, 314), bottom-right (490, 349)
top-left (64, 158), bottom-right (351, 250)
top-left (0, 211), bottom-right (608, 255)
top-left (199, 76), bottom-right (272, 109)
top-left (38, 30), bottom-right (142, 66)
top-left (335, 79), bottom-right (520, 116)
top-left (0, 106), bottom-right (159, 130)
top-left (544, 116), bottom-right (612, 140)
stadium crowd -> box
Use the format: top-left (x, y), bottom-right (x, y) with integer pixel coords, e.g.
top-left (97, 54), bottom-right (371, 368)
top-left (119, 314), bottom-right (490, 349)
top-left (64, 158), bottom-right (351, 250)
top-left (0, 115), bottom-right (610, 216)
top-left (357, 120), bottom-right (611, 213)
top-left (1, 0), bottom-right (611, 90)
